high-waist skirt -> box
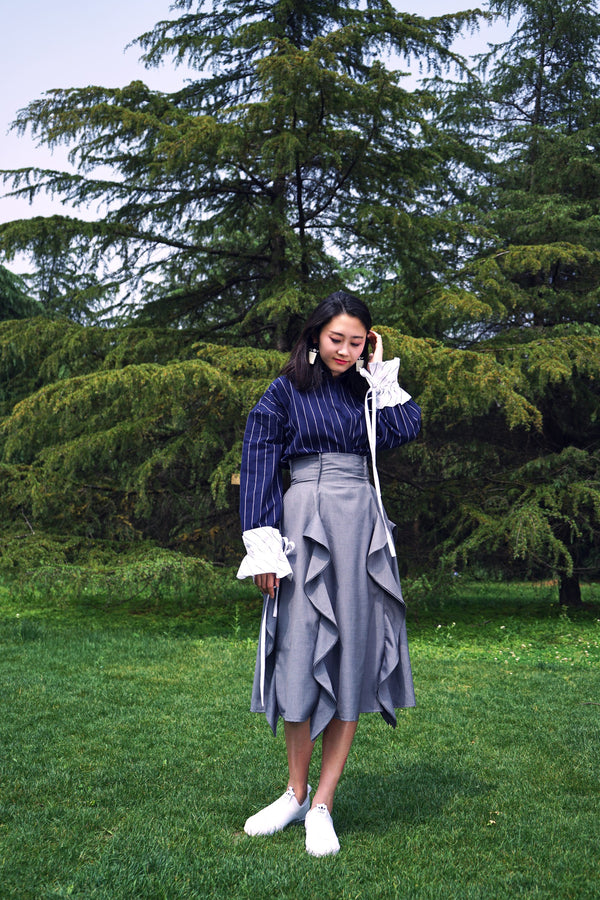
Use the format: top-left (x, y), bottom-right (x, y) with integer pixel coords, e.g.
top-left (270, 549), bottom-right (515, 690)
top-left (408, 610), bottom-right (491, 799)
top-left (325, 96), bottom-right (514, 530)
top-left (250, 453), bottom-right (415, 741)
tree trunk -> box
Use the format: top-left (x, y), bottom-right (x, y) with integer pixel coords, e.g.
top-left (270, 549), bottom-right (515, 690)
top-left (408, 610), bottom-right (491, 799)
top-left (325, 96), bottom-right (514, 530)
top-left (558, 572), bottom-right (582, 608)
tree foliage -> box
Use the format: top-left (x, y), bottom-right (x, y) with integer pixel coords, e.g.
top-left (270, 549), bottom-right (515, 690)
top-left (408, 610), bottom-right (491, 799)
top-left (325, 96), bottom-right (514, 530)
top-left (0, 0), bottom-right (481, 339)
top-left (411, 0), bottom-right (600, 603)
top-left (0, 315), bottom-right (548, 563)
top-left (0, 317), bottom-right (286, 559)
top-left (0, 265), bottom-right (41, 321)
top-left (1, 0), bottom-right (599, 606)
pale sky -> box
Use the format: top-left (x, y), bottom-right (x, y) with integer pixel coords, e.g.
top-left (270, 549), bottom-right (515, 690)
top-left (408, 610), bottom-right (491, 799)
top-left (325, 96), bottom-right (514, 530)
top-left (0, 1), bottom-right (504, 226)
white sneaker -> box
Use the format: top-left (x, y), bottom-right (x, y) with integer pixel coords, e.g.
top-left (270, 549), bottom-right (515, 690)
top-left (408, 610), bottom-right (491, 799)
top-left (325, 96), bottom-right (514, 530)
top-left (244, 785), bottom-right (312, 836)
top-left (304, 803), bottom-right (340, 857)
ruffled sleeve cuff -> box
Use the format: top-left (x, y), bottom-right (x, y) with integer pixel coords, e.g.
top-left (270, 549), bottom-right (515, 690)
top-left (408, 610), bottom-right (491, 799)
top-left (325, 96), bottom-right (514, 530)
top-left (236, 526), bottom-right (294, 580)
top-left (360, 358), bottom-right (412, 409)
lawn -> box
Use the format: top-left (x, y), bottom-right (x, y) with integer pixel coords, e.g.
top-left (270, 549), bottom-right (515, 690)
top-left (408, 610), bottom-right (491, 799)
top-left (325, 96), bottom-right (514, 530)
top-left (0, 572), bottom-right (599, 899)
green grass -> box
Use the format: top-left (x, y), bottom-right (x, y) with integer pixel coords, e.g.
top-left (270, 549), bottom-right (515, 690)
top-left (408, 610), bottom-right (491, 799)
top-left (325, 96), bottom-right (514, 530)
top-left (0, 575), bottom-right (599, 899)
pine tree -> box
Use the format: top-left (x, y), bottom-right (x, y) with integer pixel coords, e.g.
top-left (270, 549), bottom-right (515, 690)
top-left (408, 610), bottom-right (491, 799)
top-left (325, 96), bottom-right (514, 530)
top-left (413, 0), bottom-right (600, 605)
top-left (0, 0), bottom-right (479, 339)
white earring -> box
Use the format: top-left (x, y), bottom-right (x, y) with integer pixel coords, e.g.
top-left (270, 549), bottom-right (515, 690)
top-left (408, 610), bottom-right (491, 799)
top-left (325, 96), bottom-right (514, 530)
top-left (356, 355), bottom-right (365, 371)
top-left (308, 347), bottom-right (318, 365)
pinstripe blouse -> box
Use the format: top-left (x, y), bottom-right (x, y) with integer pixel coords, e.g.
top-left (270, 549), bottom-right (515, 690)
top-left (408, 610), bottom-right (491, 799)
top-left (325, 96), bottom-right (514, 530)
top-left (240, 369), bottom-right (421, 532)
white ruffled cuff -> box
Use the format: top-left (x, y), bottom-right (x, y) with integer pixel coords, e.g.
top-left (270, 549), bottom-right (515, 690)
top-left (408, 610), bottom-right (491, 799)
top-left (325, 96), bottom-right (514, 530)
top-left (360, 358), bottom-right (412, 408)
top-left (236, 526), bottom-right (294, 580)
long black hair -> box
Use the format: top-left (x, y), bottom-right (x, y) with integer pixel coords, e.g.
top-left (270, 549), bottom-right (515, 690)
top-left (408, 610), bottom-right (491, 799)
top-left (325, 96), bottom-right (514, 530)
top-left (281, 291), bottom-right (372, 398)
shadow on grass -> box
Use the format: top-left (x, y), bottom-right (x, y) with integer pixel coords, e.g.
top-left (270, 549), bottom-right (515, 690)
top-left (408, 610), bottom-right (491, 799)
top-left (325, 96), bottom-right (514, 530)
top-left (407, 578), bottom-right (600, 628)
top-left (339, 760), bottom-right (492, 834)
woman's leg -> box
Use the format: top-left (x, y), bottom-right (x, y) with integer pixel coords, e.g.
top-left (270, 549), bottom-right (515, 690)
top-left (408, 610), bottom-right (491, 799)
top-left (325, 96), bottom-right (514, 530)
top-left (304, 717), bottom-right (357, 856)
top-left (284, 720), bottom-right (315, 804)
top-left (285, 716), bottom-right (358, 810)
top-left (244, 719), bottom-right (313, 836)
top-left (313, 717), bottom-right (358, 811)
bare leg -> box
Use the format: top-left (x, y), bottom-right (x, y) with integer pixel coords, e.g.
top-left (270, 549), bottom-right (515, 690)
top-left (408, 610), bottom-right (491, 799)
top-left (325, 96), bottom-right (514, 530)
top-left (284, 720), bottom-right (315, 805)
top-left (303, 717), bottom-right (357, 857)
top-left (243, 720), bottom-right (313, 836)
top-left (312, 718), bottom-right (358, 812)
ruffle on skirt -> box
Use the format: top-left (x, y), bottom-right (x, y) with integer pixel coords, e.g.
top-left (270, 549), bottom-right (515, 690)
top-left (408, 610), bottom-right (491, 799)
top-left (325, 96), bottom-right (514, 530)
top-left (250, 453), bottom-right (415, 741)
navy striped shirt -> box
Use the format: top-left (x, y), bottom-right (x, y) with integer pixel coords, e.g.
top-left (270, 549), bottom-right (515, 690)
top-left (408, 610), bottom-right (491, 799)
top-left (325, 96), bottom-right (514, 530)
top-left (240, 373), bottom-right (421, 531)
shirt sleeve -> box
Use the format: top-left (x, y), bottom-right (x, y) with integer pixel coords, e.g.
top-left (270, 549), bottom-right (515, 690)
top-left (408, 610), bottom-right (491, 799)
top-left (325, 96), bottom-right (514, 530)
top-left (236, 526), bottom-right (294, 580)
top-left (239, 380), bottom-right (287, 532)
top-left (360, 359), bottom-right (422, 450)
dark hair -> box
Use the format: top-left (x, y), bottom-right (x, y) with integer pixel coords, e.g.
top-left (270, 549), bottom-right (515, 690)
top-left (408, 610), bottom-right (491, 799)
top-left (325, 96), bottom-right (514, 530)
top-left (281, 291), bottom-right (371, 397)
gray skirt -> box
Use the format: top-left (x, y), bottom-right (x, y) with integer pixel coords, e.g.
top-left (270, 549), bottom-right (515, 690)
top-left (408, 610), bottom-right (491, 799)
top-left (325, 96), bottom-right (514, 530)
top-left (251, 453), bottom-right (415, 741)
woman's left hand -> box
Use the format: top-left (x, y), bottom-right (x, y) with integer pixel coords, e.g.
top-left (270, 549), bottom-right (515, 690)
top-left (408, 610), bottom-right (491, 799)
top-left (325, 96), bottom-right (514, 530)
top-left (254, 572), bottom-right (280, 599)
top-left (367, 330), bottom-right (383, 365)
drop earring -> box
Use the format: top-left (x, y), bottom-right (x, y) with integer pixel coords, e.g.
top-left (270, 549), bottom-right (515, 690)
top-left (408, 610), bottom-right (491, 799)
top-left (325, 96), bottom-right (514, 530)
top-left (356, 337), bottom-right (369, 371)
top-left (308, 346), bottom-right (318, 365)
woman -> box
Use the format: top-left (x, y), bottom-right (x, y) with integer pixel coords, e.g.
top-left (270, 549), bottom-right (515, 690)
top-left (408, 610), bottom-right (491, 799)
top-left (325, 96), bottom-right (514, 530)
top-left (237, 291), bottom-right (421, 857)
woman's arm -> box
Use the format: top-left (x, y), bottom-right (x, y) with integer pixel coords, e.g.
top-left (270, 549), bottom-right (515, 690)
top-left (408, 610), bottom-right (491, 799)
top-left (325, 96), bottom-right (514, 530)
top-left (237, 381), bottom-right (292, 596)
top-left (362, 332), bottom-right (422, 448)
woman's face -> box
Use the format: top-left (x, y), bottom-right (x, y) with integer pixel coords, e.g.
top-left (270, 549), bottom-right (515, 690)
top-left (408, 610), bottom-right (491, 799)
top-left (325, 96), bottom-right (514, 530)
top-left (318, 313), bottom-right (368, 378)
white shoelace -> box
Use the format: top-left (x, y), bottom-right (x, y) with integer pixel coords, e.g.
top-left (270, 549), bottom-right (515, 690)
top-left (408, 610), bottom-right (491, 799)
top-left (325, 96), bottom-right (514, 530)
top-left (361, 376), bottom-right (397, 558)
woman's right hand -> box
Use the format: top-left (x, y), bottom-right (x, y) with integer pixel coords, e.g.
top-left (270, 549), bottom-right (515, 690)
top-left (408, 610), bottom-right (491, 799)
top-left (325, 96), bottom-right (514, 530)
top-left (367, 329), bottom-right (383, 364)
top-left (254, 572), bottom-right (280, 599)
